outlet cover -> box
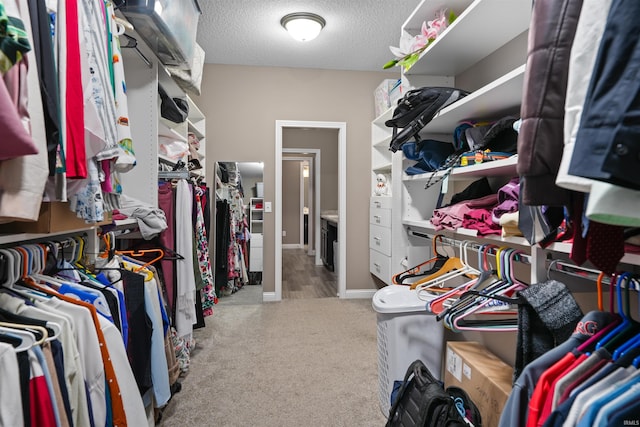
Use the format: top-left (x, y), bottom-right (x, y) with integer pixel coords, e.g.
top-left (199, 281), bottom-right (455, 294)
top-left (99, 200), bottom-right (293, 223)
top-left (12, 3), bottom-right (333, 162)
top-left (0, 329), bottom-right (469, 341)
top-left (264, 202), bottom-right (272, 212)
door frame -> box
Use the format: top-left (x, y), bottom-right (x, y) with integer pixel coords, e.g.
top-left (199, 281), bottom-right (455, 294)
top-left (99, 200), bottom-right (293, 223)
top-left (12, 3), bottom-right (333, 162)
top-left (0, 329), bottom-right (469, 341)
top-left (273, 121), bottom-right (346, 301)
top-left (281, 157), bottom-right (311, 249)
top-left (282, 150), bottom-right (321, 261)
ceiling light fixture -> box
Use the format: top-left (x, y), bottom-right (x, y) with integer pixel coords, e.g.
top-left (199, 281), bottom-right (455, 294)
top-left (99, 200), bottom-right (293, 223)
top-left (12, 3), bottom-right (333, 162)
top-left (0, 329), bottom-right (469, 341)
top-left (281, 12), bottom-right (326, 42)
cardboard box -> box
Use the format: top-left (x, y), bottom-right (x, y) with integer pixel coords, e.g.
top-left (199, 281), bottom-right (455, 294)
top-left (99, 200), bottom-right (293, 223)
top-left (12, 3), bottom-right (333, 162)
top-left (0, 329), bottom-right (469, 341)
top-left (0, 202), bottom-right (112, 234)
top-left (444, 341), bottom-right (513, 427)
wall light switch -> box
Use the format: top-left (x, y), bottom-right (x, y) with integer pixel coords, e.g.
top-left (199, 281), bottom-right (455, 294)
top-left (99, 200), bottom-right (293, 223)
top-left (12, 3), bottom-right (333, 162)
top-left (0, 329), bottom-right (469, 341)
top-left (264, 202), bottom-right (272, 212)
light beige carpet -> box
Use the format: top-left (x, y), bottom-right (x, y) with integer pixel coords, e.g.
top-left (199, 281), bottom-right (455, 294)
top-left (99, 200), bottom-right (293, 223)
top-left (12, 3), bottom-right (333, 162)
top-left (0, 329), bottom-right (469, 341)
top-left (159, 298), bottom-right (387, 427)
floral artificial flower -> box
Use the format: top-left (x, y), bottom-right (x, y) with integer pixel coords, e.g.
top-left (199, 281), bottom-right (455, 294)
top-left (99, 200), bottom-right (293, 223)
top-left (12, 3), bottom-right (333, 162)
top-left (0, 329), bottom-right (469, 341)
top-left (384, 9), bottom-right (457, 72)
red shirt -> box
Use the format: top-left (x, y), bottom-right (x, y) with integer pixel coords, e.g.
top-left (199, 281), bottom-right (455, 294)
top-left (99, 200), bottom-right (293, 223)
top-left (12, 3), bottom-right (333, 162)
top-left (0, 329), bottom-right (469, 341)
top-left (526, 352), bottom-right (578, 427)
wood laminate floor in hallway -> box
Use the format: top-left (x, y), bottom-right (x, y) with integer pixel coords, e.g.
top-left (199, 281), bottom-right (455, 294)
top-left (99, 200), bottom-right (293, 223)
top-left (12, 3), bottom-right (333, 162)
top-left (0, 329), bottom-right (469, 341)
top-left (282, 248), bottom-right (337, 299)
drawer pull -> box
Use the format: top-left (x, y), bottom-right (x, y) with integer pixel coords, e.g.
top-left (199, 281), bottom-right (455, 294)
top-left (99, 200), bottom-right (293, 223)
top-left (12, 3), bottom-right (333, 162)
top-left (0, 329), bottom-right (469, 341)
top-left (373, 263), bottom-right (381, 272)
top-left (374, 202), bottom-right (381, 208)
top-left (373, 215), bottom-right (381, 223)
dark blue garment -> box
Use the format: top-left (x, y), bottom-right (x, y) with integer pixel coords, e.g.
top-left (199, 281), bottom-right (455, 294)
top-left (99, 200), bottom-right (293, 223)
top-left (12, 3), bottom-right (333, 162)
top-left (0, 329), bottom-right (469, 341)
top-left (607, 399), bottom-right (640, 427)
top-left (51, 339), bottom-right (74, 427)
top-left (568, 0), bottom-right (640, 190)
top-left (576, 374), bottom-right (640, 427)
top-left (121, 269), bottom-right (153, 395)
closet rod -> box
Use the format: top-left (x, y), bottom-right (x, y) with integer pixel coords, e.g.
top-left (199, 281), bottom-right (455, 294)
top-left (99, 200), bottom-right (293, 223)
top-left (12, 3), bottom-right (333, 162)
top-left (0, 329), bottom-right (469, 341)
top-left (547, 259), bottom-right (639, 289)
top-left (158, 170), bottom-right (190, 180)
top-left (407, 228), bottom-right (531, 264)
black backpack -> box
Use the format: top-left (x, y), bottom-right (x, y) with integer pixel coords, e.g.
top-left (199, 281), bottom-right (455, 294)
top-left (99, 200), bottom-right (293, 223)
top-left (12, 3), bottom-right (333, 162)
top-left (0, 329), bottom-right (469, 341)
top-left (385, 87), bottom-right (470, 153)
top-left (385, 360), bottom-right (482, 427)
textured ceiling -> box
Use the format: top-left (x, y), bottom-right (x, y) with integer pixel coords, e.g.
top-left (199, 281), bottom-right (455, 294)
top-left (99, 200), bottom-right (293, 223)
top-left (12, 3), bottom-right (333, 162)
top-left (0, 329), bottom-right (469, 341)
top-left (196, 0), bottom-right (422, 72)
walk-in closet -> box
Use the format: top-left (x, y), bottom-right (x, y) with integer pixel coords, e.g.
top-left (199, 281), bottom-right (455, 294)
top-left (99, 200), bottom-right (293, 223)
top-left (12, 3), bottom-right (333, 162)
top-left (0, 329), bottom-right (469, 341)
top-left (2, 0), bottom-right (640, 426)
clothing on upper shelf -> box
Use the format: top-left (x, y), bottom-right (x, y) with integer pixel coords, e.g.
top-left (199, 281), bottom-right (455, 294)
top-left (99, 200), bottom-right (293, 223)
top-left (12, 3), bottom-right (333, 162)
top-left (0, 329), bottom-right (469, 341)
top-left (0, 0), bottom-right (138, 225)
top-left (0, 0), bottom-right (49, 223)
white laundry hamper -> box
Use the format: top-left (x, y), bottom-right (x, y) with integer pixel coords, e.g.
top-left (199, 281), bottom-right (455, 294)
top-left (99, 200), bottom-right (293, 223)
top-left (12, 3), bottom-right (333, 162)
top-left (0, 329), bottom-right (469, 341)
top-left (372, 285), bottom-right (445, 416)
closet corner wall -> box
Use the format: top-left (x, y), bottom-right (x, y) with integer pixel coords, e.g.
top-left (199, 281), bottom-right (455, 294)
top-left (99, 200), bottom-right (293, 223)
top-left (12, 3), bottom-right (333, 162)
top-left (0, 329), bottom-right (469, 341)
top-left (120, 34), bottom-right (207, 208)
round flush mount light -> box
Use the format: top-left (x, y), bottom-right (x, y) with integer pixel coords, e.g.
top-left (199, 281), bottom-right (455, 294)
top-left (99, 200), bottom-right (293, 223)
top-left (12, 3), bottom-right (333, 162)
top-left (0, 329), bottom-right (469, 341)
top-left (281, 12), bottom-right (326, 42)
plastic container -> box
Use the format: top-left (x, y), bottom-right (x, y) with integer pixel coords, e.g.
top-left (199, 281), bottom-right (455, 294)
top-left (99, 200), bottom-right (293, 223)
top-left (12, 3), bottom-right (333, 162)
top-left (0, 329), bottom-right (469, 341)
top-left (120, 0), bottom-right (201, 68)
top-left (255, 182), bottom-right (264, 198)
top-left (372, 285), bottom-right (445, 416)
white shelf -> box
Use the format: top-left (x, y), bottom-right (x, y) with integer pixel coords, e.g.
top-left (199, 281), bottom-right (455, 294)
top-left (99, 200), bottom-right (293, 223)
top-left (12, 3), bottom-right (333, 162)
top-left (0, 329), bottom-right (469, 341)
top-left (404, 0), bottom-right (531, 77)
top-left (188, 120), bottom-right (205, 140)
top-left (373, 164), bottom-right (393, 174)
top-left (112, 218), bottom-right (138, 228)
top-left (373, 106), bottom-right (395, 125)
top-left (374, 135), bottom-right (392, 148)
top-left (422, 65), bottom-right (525, 134)
top-left (186, 95), bottom-right (205, 121)
top-left (158, 153), bottom-right (186, 167)
top-left (0, 227), bottom-right (99, 245)
top-left (402, 156), bottom-right (517, 182)
top-left (403, 219), bottom-right (531, 248)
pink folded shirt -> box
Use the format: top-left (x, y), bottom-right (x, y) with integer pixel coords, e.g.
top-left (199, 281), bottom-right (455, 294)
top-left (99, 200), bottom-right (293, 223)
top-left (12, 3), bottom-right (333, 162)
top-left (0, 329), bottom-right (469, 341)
top-left (431, 194), bottom-right (498, 231)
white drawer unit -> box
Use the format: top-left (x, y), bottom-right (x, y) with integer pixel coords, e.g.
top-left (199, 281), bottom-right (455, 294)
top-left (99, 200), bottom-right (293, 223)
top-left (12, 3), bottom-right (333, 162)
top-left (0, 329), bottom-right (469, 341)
top-left (370, 248), bottom-right (391, 282)
top-left (370, 206), bottom-right (392, 228)
top-left (369, 224), bottom-right (392, 256)
top-left (370, 196), bottom-right (394, 284)
top-left (370, 196), bottom-right (392, 210)
top-left (250, 233), bottom-right (263, 272)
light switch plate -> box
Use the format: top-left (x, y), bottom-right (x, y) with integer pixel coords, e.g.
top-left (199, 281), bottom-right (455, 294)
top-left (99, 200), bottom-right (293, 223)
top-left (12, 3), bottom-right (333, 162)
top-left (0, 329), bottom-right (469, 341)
top-left (264, 202), bottom-right (272, 212)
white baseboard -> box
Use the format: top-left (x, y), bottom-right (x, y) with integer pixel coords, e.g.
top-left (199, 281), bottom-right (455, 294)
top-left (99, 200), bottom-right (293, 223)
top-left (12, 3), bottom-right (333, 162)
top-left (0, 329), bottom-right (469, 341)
top-left (262, 292), bottom-right (279, 302)
top-left (282, 244), bottom-right (303, 249)
top-left (342, 289), bottom-right (377, 299)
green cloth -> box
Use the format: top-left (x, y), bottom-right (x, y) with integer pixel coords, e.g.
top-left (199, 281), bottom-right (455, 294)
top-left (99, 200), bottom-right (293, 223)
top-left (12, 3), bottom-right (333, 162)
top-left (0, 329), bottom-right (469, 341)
top-left (0, 1), bottom-right (32, 74)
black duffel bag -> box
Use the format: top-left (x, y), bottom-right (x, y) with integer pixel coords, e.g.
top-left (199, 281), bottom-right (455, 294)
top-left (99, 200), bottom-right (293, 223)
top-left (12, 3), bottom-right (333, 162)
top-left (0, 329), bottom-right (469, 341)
top-left (386, 87), bottom-right (470, 153)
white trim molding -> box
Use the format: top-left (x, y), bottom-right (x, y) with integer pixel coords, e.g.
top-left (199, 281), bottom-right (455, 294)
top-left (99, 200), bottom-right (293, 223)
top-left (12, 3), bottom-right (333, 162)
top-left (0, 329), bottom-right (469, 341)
top-left (276, 121), bottom-right (347, 301)
top-left (343, 289), bottom-right (378, 299)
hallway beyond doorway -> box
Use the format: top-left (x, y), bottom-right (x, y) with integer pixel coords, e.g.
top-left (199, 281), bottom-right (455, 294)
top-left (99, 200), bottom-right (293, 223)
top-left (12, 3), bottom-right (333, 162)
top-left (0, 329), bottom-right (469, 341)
top-left (283, 248), bottom-right (336, 299)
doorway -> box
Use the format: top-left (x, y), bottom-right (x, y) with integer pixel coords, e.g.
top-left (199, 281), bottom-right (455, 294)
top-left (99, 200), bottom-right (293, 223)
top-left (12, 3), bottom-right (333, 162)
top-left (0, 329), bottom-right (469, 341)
top-left (282, 150), bottom-right (320, 261)
top-left (273, 121), bottom-right (347, 302)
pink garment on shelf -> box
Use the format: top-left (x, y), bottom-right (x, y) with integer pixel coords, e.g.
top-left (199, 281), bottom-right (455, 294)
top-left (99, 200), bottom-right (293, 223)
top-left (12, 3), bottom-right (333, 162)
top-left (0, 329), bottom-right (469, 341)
top-left (462, 208), bottom-right (502, 235)
top-left (431, 194), bottom-right (498, 231)
top-left (111, 209), bottom-right (128, 220)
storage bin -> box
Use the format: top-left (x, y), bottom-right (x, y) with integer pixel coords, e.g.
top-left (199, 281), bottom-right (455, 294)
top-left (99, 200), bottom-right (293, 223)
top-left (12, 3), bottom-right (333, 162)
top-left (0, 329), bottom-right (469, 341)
top-left (255, 182), bottom-right (264, 198)
top-left (120, 0), bottom-right (201, 68)
top-left (374, 79), bottom-right (402, 117)
top-left (372, 285), bottom-right (444, 416)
